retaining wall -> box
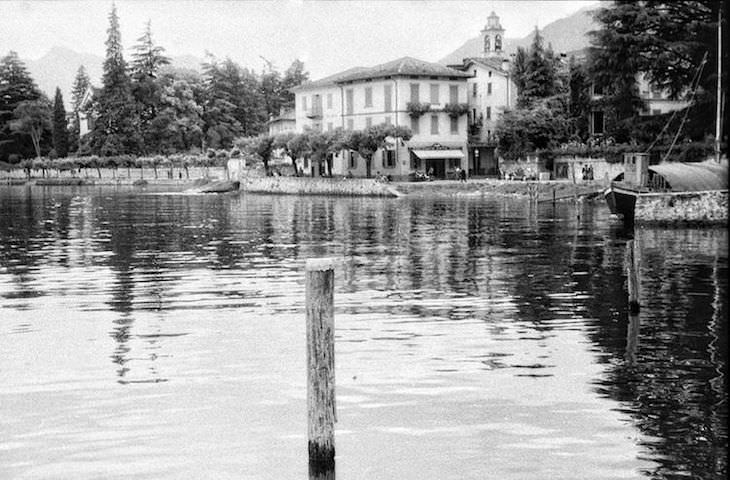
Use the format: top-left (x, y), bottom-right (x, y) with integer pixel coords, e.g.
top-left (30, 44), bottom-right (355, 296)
top-left (240, 176), bottom-right (400, 197)
top-left (635, 190), bottom-right (728, 224)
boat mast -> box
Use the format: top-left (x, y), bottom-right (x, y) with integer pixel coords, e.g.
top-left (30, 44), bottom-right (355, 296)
top-left (716, 6), bottom-right (723, 163)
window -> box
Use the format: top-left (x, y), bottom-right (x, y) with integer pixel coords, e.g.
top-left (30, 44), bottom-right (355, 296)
top-left (365, 86), bottom-right (373, 107)
top-left (488, 70), bottom-right (492, 78)
top-left (366, 117), bottom-right (372, 128)
top-left (486, 106), bottom-right (491, 120)
top-left (384, 85), bottom-right (392, 112)
top-left (495, 34), bottom-right (502, 51)
top-left (302, 95), bottom-right (308, 110)
top-left (472, 83), bottom-right (478, 96)
top-left (346, 89), bottom-right (354, 115)
top-left (411, 116), bottom-right (420, 134)
top-left (487, 82), bottom-right (492, 95)
top-left (348, 151), bottom-right (357, 169)
top-left (347, 118), bottom-right (354, 131)
top-left (592, 111), bottom-right (604, 134)
top-left (327, 122), bottom-right (333, 131)
top-left (410, 83), bottom-right (420, 104)
top-left (430, 115), bottom-right (439, 135)
top-left (449, 85), bottom-right (458, 104)
top-left (450, 116), bottom-right (458, 134)
top-left (484, 36), bottom-right (491, 52)
top-left (430, 84), bottom-right (439, 104)
top-left (383, 150), bottom-right (396, 168)
top-left (327, 93), bottom-right (333, 109)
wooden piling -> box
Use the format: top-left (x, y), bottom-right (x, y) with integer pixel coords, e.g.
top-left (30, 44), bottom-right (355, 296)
top-left (625, 312), bottom-right (640, 366)
top-left (305, 258), bottom-right (337, 473)
top-left (552, 186), bottom-right (556, 206)
top-left (626, 240), bottom-right (640, 313)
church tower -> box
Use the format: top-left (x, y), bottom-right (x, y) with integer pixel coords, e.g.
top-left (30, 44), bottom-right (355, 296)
top-left (481, 11), bottom-right (505, 59)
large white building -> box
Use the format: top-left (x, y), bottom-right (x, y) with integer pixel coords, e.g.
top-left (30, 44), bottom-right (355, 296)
top-left (449, 11), bottom-right (518, 176)
top-left (292, 57), bottom-right (471, 179)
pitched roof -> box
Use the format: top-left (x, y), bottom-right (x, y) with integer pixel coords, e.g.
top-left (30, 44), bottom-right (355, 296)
top-left (449, 57), bottom-right (510, 76)
top-left (336, 56), bottom-right (471, 83)
top-left (294, 57), bottom-right (470, 92)
top-left (293, 66), bottom-right (369, 91)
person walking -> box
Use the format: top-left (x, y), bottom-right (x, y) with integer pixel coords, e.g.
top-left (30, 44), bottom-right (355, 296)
top-left (459, 167), bottom-right (467, 183)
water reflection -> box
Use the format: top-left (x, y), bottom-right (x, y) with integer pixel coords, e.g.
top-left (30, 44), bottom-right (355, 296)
top-left (0, 185), bottom-right (726, 480)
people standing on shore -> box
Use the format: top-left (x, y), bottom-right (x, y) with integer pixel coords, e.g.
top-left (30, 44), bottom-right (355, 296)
top-left (459, 167), bottom-right (467, 183)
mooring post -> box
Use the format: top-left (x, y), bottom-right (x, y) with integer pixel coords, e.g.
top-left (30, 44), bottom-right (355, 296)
top-left (626, 240), bottom-right (640, 314)
top-left (552, 186), bottom-right (556, 206)
top-left (305, 258), bottom-right (337, 475)
top-left (625, 311), bottom-right (640, 366)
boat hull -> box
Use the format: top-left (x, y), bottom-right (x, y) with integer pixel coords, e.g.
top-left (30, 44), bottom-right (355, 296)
top-left (604, 184), bottom-right (640, 223)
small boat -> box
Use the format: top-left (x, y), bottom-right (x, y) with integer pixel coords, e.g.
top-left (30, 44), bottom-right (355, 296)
top-left (188, 179), bottom-right (240, 193)
top-left (604, 155), bottom-right (728, 224)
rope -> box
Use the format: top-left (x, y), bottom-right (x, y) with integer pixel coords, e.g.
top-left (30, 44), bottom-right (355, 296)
top-left (660, 52), bottom-right (708, 162)
top-left (645, 51), bottom-right (708, 154)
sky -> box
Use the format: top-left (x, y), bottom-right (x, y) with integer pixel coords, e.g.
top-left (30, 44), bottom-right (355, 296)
top-left (1, 0), bottom-right (597, 79)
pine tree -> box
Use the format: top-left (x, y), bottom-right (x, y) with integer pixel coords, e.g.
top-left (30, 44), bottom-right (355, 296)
top-left (52, 87), bottom-right (69, 157)
top-left (201, 55), bottom-right (243, 149)
top-left (89, 4), bottom-right (141, 156)
top-left (520, 28), bottom-right (559, 106)
top-left (130, 20), bottom-right (170, 153)
top-left (0, 51), bottom-right (45, 161)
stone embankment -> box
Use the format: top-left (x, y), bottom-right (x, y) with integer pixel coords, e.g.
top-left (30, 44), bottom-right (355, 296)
top-left (240, 176), bottom-right (402, 197)
top-left (392, 179), bottom-right (605, 200)
top-left (634, 190), bottom-right (728, 225)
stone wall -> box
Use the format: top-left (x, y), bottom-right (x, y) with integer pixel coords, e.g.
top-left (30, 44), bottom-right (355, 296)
top-left (635, 190), bottom-right (728, 224)
top-left (240, 176), bottom-right (400, 197)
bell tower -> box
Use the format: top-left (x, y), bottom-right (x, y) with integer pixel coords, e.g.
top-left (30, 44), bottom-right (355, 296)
top-left (481, 11), bottom-right (505, 59)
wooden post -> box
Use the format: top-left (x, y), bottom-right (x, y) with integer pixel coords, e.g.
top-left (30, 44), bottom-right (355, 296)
top-left (306, 258), bottom-right (337, 474)
top-left (552, 186), bottom-right (556, 206)
top-left (626, 240), bottom-right (640, 313)
top-left (625, 311), bottom-right (640, 366)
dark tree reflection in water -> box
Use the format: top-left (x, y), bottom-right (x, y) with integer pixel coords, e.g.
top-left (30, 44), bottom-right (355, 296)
top-left (0, 185), bottom-right (726, 480)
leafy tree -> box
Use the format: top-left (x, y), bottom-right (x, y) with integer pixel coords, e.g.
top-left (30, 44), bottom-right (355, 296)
top-left (0, 51), bottom-right (44, 161)
top-left (273, 131), bottom-right (300, 175)
top-left (236, 134), bottom-right (274, 175)
top-left (52, 87), bottom-right (69, 157)
top-left (344, 124), bottom-right (412, 178)
top-left (150, 68), bottom-right (205, 152)
top-left (588, 0), bottom-right (727, 142)
top-left (496, 98), bottom-right (573, 160)
top-left (88, 4), bottom-right (141, 156)
top-left (280, 59), bottom-right (309, 111)
top-left (10, 100), bottom-right (52, 158)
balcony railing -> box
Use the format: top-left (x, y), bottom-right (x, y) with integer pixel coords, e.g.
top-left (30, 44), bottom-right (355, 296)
top-left (305, 106), bottom-right (323, 119)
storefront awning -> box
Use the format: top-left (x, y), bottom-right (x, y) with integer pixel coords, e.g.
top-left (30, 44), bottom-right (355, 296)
top-left (412, 149), bottom-right (464, 160)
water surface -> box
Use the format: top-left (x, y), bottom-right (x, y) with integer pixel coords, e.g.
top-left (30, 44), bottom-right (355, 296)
top-left (0, 185), bottom-right (726, 479)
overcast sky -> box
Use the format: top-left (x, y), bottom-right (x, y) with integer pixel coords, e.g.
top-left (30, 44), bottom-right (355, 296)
top-left (1, 0), bottom-right (597, 79)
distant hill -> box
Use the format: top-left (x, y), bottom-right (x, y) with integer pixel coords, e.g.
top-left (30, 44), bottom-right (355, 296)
top-left (438, 4), bottom-right (599, 66)
top-left (24, 46), bottom-right (204, 107)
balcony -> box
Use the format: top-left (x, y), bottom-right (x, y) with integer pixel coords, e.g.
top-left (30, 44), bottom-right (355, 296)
top-left (305, 106), bottom-right (323, 119)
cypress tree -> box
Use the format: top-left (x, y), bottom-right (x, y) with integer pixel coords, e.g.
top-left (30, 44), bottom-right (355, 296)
top-left (52, 87), bottom-right (69, 157)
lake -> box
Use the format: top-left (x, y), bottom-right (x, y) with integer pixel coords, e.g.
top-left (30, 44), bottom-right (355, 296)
top-left (0, 185), bottom-right (726, 479)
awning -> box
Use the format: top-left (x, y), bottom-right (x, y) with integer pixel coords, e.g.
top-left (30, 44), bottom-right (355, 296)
top-left (412, 149), bottom-right (464, 160)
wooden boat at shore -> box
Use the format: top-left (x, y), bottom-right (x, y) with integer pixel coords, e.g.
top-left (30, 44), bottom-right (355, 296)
top-left (604, 155), bottom-right (728, 223)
